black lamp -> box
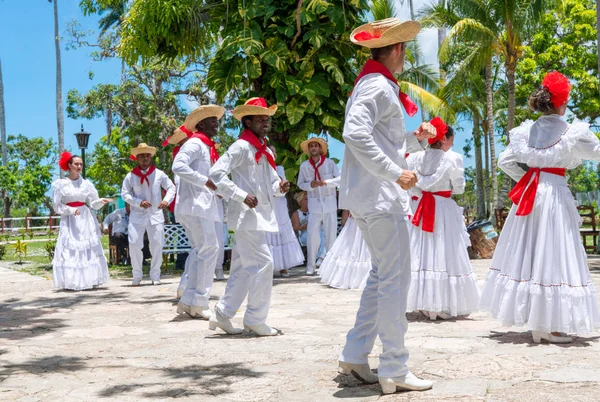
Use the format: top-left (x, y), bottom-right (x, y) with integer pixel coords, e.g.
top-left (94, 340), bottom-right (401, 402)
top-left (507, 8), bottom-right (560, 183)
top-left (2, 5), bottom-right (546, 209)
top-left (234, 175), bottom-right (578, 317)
top-left (75, 125), bottom-right (91, 178)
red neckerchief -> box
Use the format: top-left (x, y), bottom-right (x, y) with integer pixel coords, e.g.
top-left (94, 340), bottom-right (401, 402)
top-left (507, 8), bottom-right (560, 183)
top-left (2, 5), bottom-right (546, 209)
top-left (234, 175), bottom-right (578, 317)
top-left (353, 59), bottom-right (418, 117)
top-left (238, 129), bottom-right (276, 170)
top-left (309, 155), bottom-right (326, 181)
top-left (131, 165), bottom-right (156, 186)
top-left (192, 132), bottom-right (219, 164)
top-left (509, 168), bottom-right (566, 216)
top-left (411, 190), bottom-right (452, 232)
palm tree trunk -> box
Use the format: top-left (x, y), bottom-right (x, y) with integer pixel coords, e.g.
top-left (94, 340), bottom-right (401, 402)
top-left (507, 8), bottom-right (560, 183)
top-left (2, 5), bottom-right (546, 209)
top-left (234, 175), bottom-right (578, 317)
top-left (484, 123), bottom-right (490, 215)
top-left (53, 0), bottom-right (65, 155)
top-left (437, 0), bottom-right (446, 81)
top-left (473, 114), bottom-right (485, 219)
top-left (485, 62), bottom-right (498, 213)
top-left (497, 64), bottom-right (517, 208)
top-left (597, 0), bottom-right (600, 97)
top-left (407, 0), bottom-right (427, 121)
top-left (0, 57), bottom-right (9, 218)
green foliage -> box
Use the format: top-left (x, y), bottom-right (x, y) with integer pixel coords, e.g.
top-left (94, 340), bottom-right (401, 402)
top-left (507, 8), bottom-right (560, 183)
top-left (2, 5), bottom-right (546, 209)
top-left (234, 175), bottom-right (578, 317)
top-left (567, 161), bottom-right (599, 193)
top-left (0, 243), bottom-right (6, 260)
top-left (0, 135), bottom-right (56, 217)
top-left (44, 239), bottom-right (57, 262)
top-left (12, 239), bottom-right (28, 264)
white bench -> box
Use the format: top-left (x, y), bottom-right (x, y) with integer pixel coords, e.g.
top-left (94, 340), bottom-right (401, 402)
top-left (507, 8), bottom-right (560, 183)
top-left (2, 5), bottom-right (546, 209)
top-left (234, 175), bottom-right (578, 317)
top-left (162, 223), bottom-right (232, 269)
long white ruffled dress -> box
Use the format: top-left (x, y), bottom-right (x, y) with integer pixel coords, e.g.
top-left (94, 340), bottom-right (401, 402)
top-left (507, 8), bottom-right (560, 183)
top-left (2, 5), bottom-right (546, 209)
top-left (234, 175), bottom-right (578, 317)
top-left (266, 166), bottom-right (305, 271)
top-left (480, 115), bottom-right (600, 334)
top-left (52, 177), bottom-right (109, 290)
top-left (406, 148), bottom-right (480, 316)
top-left (319, 216), bottom-right (371, 290)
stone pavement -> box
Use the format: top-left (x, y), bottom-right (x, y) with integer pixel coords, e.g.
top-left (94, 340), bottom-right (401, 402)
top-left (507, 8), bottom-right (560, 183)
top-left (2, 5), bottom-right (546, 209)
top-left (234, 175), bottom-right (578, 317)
top-left (1, 258), bottom-right (600, 402)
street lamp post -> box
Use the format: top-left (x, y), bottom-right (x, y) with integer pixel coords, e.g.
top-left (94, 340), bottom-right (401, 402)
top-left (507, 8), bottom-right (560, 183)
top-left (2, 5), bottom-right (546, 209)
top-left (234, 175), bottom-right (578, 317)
top-left (74, 125), bottom-right (91, 179)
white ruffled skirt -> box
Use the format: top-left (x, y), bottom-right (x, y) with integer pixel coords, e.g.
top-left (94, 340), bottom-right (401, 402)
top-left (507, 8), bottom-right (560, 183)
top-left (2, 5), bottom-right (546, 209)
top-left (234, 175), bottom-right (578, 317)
top-left (480, 175), bottom-right (600, 334)
top-left (266, 197), bottom-right (304, 271)
top-left (319, 217), bottom-right (371, 290)
top-left (52, 208), bottom-right (109, 290)
top-left (407, 197), bottom-right (480, 316)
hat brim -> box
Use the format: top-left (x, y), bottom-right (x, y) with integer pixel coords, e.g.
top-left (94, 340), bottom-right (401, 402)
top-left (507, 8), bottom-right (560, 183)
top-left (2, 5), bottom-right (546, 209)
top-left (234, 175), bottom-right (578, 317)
top-left (184, 105), bottom-right (225, 132)
top-left (168, 129), bottom-right (188, 145)
top-left (351, 20), bottom-right (421, 49)
top-left (300, 138), bottom-right (328, 156)
top-left (131, 146), bottom-right (157, 157)
top-left (231, 104), bottom-right (278, 121)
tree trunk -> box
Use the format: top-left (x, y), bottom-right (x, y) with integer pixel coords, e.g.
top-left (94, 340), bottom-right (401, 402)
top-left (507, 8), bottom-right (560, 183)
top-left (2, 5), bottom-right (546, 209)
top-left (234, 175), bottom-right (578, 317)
top-left (597, 0), bottom-right (600, 97)
top-left (484, 123), bottom-right (490, 215)
top-left (0, 57), bottom-right (9, 218)
top-left (53, 0), bottom-right (65, 156)
top-left (437, 0), bottom-right (446, 81)
top-left (407, 0), bottom-right (427, 121)
top-left (473, 114), bottom-right (485, 219)
top-left (485, 62), bottom-right (498, 212)
top-left (498, 64), bottom-right (516, 208)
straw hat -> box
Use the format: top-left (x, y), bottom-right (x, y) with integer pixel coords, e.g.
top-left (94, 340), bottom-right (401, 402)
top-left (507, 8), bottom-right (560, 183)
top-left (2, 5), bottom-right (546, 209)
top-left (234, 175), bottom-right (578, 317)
top-left (131, 143), bottom-right (157, 157)
top-left (167, 127), bottom-right (189, 145)
top-left (350, 18), bottom-right (421, 49)
top-left (300, 137), bottom-right (328, 156)
top-left (184, 105), bottom-right (225, 132)
top-left (231, 97), bottom-right (278, 121)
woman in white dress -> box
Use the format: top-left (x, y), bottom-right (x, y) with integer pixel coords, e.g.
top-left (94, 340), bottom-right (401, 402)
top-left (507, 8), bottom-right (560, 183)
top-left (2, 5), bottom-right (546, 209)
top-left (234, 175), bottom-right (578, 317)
top-left (319, 210), bottom-right (372, 290)
top-left (480, 71), bottom-right (600, 343)
top-left (266, 147), bottom-right (305, 277)
top-left (407, 117), bottom-right (480, 320)
top-left (52, 152), bottom-right (112, 290)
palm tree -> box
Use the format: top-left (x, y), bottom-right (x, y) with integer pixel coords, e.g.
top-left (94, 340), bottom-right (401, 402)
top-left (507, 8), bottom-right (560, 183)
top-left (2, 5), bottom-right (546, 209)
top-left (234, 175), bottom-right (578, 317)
top-left (96, 1), bottom-right (127, 83)
top-left (49, 0), bottom-right (64, 156)
top-left (0, 56), bottom-right (8, 218)
top-left (596, 0), bottom-right (600, 97)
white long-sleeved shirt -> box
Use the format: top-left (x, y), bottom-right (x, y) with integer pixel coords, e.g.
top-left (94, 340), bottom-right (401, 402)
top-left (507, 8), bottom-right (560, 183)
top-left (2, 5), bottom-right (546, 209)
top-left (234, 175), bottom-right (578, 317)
top-left (297, 158), bottom-right (340, 214)
top-left (121, 167), bottom-right (175, 225)
top-left (339, 73), bottom-right (426, 215)
top-left (103, 208), bottom-right (129, 235)
top-left (172, 137), bottom-right (218, 220)
top-left (209, 138), bottom-right (281, 232)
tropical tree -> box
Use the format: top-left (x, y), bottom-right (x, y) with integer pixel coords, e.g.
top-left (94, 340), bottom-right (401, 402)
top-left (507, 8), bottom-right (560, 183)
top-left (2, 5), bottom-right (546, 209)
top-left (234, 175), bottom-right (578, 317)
top-left (48, 0), bottom-right (65, 156)
top-left (0, 57), bottom-right (8, 217)
top-left (597, 0), bottom-right (599, 96)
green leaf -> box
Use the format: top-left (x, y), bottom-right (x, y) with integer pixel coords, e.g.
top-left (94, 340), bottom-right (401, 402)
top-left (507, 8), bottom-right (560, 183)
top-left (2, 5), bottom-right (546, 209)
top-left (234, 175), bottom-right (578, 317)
top-left (246, 56), bottom-right (262, 79)
top-left (306, 74), bottom-right (331, 97)
top-left (276, 86), bottom-right (289, 103)
top-left (286, 97), bottom-right (307, 125)
top-left (318, 55), bottom-right (344, 85)
top-left (285, 75), bottom-right (302, 95)
top-left (320, 113), bottom-right (342, 128)
top-left (304, 29), bottom-right (326, 49)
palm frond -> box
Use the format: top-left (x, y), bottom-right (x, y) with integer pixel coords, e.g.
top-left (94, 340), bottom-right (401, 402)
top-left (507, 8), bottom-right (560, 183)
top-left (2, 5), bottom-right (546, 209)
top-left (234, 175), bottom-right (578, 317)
top-left (370, 0), bottom-right (395, 20)
top-left (399, 81), bottom-right (455, 123)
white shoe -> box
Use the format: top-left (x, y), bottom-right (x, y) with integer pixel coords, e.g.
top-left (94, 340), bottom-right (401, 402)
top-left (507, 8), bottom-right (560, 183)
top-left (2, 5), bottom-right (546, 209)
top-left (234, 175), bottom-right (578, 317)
top-left (188, 306), bottom-right (211, 320)
top-left (532, 330), bottom-right (572, 344)
top-left (152, 280), bottom-right (162, 286)
top-left (338, 361), bottom-right (378, 384)
top-left (208, 310), bottom-right (243, 335)
top-left (280, 270), bottom-right (290, 278)
top-left (215, 269), bottom-right (225, 281)
top-left (379, 372), bottom-right (433, 393)
top-left (428, 312), bottom-right (453, 320)
top-left (176, 302), bottom-right (191, 315)
top-left (243, 323), bottom-right (278, 336)
top-left (316, 257), bottom-right (324, 268)
top-left (132, 279), bottom-right (142, 286)
top-left (306, 267), bottom-right (315, 276)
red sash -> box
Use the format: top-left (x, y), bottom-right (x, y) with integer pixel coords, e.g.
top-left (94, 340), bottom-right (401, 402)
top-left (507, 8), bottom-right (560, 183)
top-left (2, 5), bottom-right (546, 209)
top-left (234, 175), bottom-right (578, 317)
top-left (309, 155), bottom-right (326, 181)
top-left (509, 168), bottom-right (566, 216)
top-left (66, 202), bottom-right (85, 207)
top-left (353, 59), bottom-right (418, 117)
top-left (192, 132), bottom-right (220, 164)
top-left (411, 190), bottom-right (452, 233)
top-left (131, 165), bottom-right (156, 186)
top-left (238, 129), bottom-right (276, 170)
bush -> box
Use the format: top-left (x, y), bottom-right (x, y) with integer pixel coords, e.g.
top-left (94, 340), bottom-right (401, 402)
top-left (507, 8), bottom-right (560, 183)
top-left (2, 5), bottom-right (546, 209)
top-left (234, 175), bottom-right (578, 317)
top-left (0, 243), bottom-right (6, 260)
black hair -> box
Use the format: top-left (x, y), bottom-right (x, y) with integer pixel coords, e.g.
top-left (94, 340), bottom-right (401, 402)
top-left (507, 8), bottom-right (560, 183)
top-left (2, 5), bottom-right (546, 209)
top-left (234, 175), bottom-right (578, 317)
top-left (528, 86), bottom-right (554, 113)
top-left (370, 42), bottom-right (404, 61)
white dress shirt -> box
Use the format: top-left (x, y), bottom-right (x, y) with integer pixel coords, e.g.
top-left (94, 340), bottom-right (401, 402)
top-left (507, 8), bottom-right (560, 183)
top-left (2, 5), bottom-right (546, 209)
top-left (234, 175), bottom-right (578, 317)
top-left (209, 138), bottom-right (281, 232)
top-left (121, 167), bottom-right (176, 225)
top-left (297, 158), bottom-right (340, 214)
top-left (103, 208), bottom-right (129, 235)
top-left (172, 138), bottom-right (218, 220)
top-left (339, 73), bottom-right (426, 215)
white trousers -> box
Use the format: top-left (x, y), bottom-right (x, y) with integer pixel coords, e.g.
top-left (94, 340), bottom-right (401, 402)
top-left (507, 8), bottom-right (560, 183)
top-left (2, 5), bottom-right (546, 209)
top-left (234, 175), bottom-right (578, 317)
top-left (307, 211), bottom-right (337, 269)
top-left (129, 222), bottom-right (164, 282)
top-left (178, 216), bottom-right (219, 308)
top-left (215, 230), bottom-right (274, 326)
top-left (339, 212), bottom-right (411, 378)
top-left (178, 219), bottom-right (225, 294)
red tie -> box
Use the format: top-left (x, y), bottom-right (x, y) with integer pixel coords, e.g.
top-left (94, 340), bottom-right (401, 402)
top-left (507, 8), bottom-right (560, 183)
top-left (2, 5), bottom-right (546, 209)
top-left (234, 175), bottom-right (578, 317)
top-left (238, 129), bottom-right (276, 170)
top-left (192, 132), bottom-right (220, 164)
top-left (309, 155), bottom-right (326, 181)
top-left (411, 190), bottom-right (452, 232)
top-left (131, 165), bottom-right (156, 186)
top-left (509, 168), bottom-right (566, 216)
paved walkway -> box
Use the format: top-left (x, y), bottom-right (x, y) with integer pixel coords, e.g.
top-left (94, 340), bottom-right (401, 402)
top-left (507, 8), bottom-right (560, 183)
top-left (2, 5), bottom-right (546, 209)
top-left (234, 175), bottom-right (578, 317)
top-left (1, 258), bottom-right (600, 401)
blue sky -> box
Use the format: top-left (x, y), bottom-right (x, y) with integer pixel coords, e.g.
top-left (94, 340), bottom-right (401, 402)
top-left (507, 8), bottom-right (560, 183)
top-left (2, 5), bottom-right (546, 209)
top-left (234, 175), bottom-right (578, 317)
top-left (1, 1), bottom-right (478, 172)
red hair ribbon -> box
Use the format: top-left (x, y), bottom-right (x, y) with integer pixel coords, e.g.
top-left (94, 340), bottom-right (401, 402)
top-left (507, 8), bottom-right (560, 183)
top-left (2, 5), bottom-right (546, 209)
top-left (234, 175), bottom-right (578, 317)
top-left (542, 71), bottom-right (571, 108)
top-left (58, 151), bottom-right (73, 171)
top-left (428, 116), bottom-right (449, 145)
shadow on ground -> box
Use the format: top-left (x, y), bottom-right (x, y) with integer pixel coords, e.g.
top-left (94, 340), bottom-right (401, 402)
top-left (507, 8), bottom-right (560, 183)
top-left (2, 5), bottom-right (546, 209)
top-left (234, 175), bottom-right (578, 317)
top-left (484, 330), bottom-right (600, 347)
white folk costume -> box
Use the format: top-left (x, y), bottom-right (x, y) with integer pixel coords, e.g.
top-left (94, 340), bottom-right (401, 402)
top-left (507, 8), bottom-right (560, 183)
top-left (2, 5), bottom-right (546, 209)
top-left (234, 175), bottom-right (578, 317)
top-left (338, 18), bottom-right (430, 386)
top-left (297, 138), bottom-right (340, 274)
top-left (170, 107), bottom-right (225, 317)
top-left (267, 165), bottom-right (304, 272)
top-left (209, 98), bottom-right (283, 336)
top-left (51, 174), bottom-right (109, 290)
top-left (406, 119), bottom-right (480, 318)
top-left (480, 115), bottom-right (600, 334)
top-left (214, 197), bottom-right (226, 280)
top-left (319, 216), bottom-right (371, 290)
top-left (121, 143), bottom-right (176, 284)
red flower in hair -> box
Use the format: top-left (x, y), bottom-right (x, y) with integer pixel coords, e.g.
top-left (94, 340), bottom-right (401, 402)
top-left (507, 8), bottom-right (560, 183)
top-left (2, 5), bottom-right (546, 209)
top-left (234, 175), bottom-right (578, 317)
top-left (58, 151), bottom-right (72, 171)
top-left (428, 117), bottom-right (449, 145)
top-left (354, 31), bottom-right (381, 41)
top-left (542, 71), bottom-right (571, 108)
